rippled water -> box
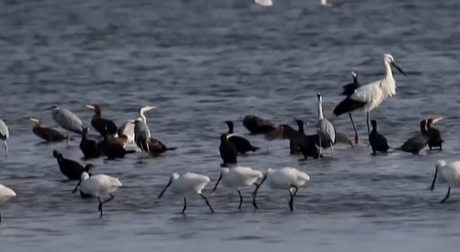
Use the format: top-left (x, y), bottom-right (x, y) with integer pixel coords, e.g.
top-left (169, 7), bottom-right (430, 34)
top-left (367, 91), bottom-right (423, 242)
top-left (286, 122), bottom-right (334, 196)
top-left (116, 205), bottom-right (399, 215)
top-left (1, 0), bottom-right (460, 251)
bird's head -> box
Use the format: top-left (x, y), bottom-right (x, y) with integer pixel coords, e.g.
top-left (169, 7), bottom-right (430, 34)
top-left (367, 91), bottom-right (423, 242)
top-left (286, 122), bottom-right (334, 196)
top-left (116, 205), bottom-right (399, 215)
top-left (384, 54), bottom-right (407, 76)
top-left (317, 92), bottom-right (322, 103)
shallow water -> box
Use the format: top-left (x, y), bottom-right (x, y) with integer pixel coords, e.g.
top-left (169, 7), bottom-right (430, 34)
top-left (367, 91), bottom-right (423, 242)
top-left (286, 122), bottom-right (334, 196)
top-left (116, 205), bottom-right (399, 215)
top-left (1, 0), bottom-right (460, 251)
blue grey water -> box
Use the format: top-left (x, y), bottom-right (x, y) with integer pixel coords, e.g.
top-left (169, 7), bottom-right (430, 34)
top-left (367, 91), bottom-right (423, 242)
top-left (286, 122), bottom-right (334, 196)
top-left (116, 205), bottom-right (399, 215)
top-left (0, 0), bottom-right (460, 251)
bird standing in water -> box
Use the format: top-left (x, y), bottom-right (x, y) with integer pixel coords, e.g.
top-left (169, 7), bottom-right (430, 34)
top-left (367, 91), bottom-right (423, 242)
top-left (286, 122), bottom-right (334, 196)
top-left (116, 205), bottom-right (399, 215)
top-left (224, 121), bottom-right (259, 154)
top-left (400, 120), bottom-right (429, 155)
top-left (426, 117), bottom-right (444, 150)
top-left (30, 117), bottom-right (70, 142)
top-left (339, 72), bottom-right (361, 144)
top-left (316, 93), bottom-right (336, 158)
top-left (219, 133), bottom-right (238, 166)
top-left (368, 120), bottom-right (389, 154)
top-left (86, 104), bottom-right (118, 137)
top-left (290, 119), bottom-right (305, 155)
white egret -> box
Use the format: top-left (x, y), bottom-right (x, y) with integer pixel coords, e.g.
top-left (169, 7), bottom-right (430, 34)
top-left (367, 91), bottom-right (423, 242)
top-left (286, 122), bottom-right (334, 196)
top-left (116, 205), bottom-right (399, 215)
top-left (316, 93), bottom-right (336, 158)
top-left (430, 160), bottom-right (460, 203)
top-left (0, 184), bottom-right (16, 222)
top-left (72, 171), bottom-right (122, 217)
top-left (333, 54), bottom-right (407, 139)
top-left (252, 167), bottom-right (310, 211)
top-left (211, 166), bottom-right (263, 209)
top-left (157, 172), bottom-right (214, 214)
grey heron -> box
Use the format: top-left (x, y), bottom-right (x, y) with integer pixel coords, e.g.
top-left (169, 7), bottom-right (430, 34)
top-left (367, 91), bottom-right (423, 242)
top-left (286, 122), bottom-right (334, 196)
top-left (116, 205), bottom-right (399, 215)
top-left (333, 54), bottom-right (407, 140)
top-left (133, 117), bottom-right (151, 157)
top-left (30, 117), bottom-right (70, 142)
top-left (50, 105), bottom-right (85, 145)
top-left (118, 105), bottom-right (156, 144)
top-left (86, 104), bottom-right (118, 137)
top-left (316, 93), bottom-right (336, 158)
top-left (0, 119), bottom-right (8, 157)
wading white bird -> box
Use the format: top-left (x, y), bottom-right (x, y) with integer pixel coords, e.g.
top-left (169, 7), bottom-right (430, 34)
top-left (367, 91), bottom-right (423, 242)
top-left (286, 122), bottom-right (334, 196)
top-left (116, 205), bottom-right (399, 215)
top-left (316, 93), bottom-right (336, 158)
top-left (0, 184), bottom-right (16, 222)
top-left (0, 119), bottom-right (9, 157)
top-left (118, 105), bottom-right (156, 144)
top-left (72, 172), bottom-right (122, 217)
top-left (50, 105), bottom-right (85, 145)
top-left (430, 160), bottom-right (460, 203)
top-left (211, 166), bottom-right (263, 209)
top-left (255, 0), bottom-right (273, 6)
top-left (157, 172), bottom-right (214, 214)
top-left (333, 54), bottom-right (407, 140)
top-left (252, 167), bottom-right (310, 211)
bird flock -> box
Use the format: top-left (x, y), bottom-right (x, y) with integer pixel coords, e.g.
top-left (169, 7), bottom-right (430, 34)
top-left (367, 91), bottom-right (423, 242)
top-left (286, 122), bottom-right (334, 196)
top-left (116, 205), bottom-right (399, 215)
top-left (0, 53), bottom-right (456, 221)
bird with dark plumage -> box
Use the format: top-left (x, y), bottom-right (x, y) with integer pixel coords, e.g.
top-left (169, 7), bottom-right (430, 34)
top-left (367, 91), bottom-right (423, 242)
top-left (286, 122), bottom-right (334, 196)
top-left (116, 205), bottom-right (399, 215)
top-left (52, 150), bottom-right (94, 198)
top-left (369, 120), bottom-right (389, 154)
top-left (290, 119), bottom-right (305, 155)
top-left (339, 72), bottom-right (361, 144)
top-left (148, 138), bottom-right (177, 157)
top-left (97, 127), bottom-right (136, 159)
top-left (86, 104), bottom-right (118, 137)
top-left (30, 117), bottom-right (71, 142)
top-left (80, 127), bottom-right (103, 159)
top-left (219, 133), bottom-right (238, 165)
top-left (242, 115), bottom-right (276, 135)
top-left (265, 124), bottom-right (321, 160)
top-left (400, 120), bottom-right (430, 155)
top-left (426, 117), bottom-right (444, 150)
top-left (224, 121), bottom-right (259, 154)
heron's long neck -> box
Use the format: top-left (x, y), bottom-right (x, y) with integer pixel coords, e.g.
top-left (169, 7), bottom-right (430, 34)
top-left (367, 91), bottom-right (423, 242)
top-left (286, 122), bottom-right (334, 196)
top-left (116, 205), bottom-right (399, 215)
top-left (318, 101), bottom-right (324, 119)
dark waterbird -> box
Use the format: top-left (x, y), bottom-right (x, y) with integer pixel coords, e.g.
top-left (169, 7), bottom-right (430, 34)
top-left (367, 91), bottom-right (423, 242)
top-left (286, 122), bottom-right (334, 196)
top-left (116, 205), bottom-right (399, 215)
top-left (369, 120), bottom-right (389, 154)
top-left (30, 117), bottom-right (72, 142)
top-left (399, 120), bottom-right (429, 155)
top-left (242, 115), bottom-right (276, 135)
top-left (97, 129), bottom-right (136, 159)
top-left (290, 119), bottom-right (305, 155)
top-left (219, 133), bottom-right (238, 165)
top-left (265, 124), bottom-right (321, 160)
top-left (338, 72), bottom-right (361, 144)
top-left (147, 137), bottom-right (177, 157)
top-left (333, 54), bottom-right (407, 144)
top-left (426, 117), bottom-right (444, 150)
top-left (224, 121), bottom-right (259, 154)
top-left (86, 104), bottom-right (118, 137)
top-left (79, 127), bottom-right (103, 159)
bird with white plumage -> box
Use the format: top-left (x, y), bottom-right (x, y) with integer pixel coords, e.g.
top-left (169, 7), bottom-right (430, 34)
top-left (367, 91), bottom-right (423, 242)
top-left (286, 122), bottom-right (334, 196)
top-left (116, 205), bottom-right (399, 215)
top-left (72, 172), bottom-right (122, 217)
top-left (158, 172), bottom-right (214, 214)
top-left (0, 119), bottom-right (9, 157)
top-left (316, 93), bottom-right (336, 158)
top-left (212, 166), bottom-right (263, 209)
top-left (333, 54), bottom-right (407, 141)
top-left (430, 160), bottom-right (460, 203)
top-left (0, 184), bottom-right (16, 222)
top-left (252, 167), bottom-right (310, 211)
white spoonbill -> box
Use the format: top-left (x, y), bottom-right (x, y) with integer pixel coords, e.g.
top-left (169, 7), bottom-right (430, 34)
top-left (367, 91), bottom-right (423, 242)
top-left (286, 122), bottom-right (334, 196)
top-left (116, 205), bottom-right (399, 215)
top-left (333, 54), bottom-right (407, 139)
top-left (211, 166), bottom-right (263, 209)
top-left (252, 167), bottom-right (310, 211)
top-left (430, 160), bottom-right (460, 203)
top-left (0, 184), bottom-right (16, 222)
top-left (72, 172), bottom-right (122, 217)
top-left (0, 119), bottom-right (9, 157)
top-left (158, 172), bottom-right (214, 214)
top-left (316, 93), bottom-right (336, 158)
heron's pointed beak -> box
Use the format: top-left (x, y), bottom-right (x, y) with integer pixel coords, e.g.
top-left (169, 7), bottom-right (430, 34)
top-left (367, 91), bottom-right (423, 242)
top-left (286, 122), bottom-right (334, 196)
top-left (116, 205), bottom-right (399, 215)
top-left (390, 62), bottom-right (407, 76)
top-left (431, 117), bottom-right (443, 125)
